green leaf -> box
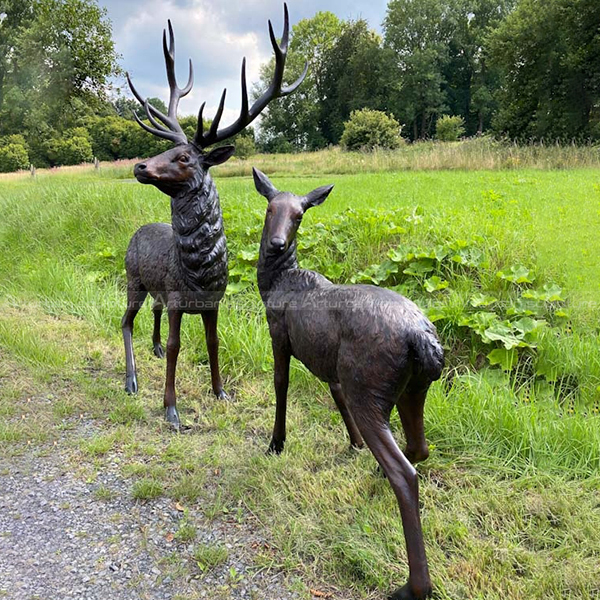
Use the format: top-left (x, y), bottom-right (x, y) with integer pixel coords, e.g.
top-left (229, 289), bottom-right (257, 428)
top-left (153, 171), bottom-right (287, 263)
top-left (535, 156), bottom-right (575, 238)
top-left (470, 293), bottom-right (497, 307)
top-left (522, 283), bottom-right (564, 302)
top-left (238, 243), bottom-right (260, 263)
top-left (483, 322), bottom-right (532, 349)
top-left (352, 260), bottom-right (398, 285)
top-left (459, 312), bottom-right (499, 335)
top-left (324, 263), bottom-right (344, 279)
top-left (424, 276), bottom-right (449, 293)
top-left (487, 348), bottom-right (519, 370)
top-left (387, 246), bottom-right (413, 263)
top-left (403, 259), bottom-right (434, 277)
top-left (497, 265), bottom-right (535, 284)
top-left (225, 280), bottom-right (252, 295)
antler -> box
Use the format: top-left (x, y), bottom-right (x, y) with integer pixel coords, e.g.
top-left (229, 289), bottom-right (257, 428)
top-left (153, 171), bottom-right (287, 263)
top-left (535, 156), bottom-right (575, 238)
top-left (193, 3), bottom-right (308, 149)
top-left (126, 20), bottom-right (193, 146)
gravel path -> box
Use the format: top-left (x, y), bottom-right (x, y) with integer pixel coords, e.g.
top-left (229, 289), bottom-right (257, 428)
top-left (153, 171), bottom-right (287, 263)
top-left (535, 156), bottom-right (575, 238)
top-left (0, 449), bottom-right (300, 600)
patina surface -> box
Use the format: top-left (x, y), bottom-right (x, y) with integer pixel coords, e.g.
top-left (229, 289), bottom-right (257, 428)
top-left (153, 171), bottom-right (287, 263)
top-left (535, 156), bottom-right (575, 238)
top-left (122, 5), bottom-right (306, 429)
top-left (253, 168), bottom-right (444, 600)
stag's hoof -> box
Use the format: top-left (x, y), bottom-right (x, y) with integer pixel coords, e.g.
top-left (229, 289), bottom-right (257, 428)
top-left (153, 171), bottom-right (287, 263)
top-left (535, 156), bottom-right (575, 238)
top-left (267, 438), bottom-right (285, 455)
top-left (165, 406), bottom-right (180, 432)
top-left (388, 582), bottom-right (432, 600)
top-left (214, 388), bottom-right (229, 400)
top-left (125, 375), bottom-right (138, 395)
top-left (153, 344), bottom-right (165, 358)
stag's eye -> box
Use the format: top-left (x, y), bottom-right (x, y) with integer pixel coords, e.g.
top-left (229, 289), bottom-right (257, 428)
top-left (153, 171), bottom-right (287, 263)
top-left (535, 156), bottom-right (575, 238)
top-left (178, 154), bottom-right (190, 164)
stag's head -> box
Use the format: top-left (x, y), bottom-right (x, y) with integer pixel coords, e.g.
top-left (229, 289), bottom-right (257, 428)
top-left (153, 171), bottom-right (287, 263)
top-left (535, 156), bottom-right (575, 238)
top-left (253, 168), bottom-right (334, 254)
top-left (127, 5), bottom-right (307, 197)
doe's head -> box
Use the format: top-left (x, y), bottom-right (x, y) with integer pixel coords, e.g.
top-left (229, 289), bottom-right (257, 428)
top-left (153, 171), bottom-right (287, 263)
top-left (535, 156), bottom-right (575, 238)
top-left (253, 167), bottom-right (334, 254)
top-left (133, 144), bottom-right (234, 197)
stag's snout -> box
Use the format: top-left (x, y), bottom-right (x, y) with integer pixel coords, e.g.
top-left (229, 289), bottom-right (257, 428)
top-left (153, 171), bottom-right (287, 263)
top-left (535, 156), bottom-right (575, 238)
top-left (133, 161), bottom-right (154, 183)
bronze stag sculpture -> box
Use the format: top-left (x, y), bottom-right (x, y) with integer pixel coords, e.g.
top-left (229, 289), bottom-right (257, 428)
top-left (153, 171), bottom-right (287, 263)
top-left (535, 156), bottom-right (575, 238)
top-left (122, 6), bottom-right (306, 430)
top-left (253, 168), bottom-right (444, 600)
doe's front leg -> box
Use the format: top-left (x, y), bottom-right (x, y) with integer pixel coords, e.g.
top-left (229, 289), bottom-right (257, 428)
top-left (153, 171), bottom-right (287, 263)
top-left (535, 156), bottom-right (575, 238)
top-left (268, 347), bottom-right (291, 454)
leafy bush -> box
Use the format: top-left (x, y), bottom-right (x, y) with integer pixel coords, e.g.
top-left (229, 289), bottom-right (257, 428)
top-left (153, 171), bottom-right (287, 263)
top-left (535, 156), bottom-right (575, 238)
top-left (44, 128), bottom-right (93, 166)
top-left (232, 134), bottom-right (256, 159)
top-left (0, 135), bottom-right (30, 172)
top-left (436, 115), bottom-right (466, 141)
top-left (340, 109), bottom-right (403, 151)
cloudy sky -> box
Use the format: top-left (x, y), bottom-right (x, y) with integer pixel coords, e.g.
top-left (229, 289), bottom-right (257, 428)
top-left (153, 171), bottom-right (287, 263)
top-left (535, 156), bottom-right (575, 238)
top-left (102, 0), bottom-right (387, 123)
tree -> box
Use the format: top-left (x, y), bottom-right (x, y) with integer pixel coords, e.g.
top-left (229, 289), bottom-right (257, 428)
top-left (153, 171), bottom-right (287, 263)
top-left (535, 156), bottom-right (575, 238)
top-left (443, 0), bottom-right (515, 135)
top-left (383, 0), bottom-right (515, 139)
top-left (320, 19), bottom-right (397, 145)
top-left (0, 0), bottom-right (119, 163)
top-left (489, 0), bottom-right (600, 140)
top-left (256, 11), bottom-right (343, 151)
top-left (384, 0), bottom-right (456, 139)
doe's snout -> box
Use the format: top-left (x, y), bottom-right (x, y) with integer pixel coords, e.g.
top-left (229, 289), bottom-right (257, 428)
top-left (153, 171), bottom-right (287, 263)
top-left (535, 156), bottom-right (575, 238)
top-left (270, 237), bottom-right (286, 252)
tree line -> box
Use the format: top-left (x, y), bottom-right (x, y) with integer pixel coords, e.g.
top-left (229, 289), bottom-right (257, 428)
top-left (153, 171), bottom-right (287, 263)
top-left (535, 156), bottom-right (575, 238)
top-left (0, 0), bottom-right (598, 171)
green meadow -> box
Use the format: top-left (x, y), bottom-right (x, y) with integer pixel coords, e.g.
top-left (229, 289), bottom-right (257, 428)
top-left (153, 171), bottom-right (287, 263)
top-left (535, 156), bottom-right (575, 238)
top-left (1, 145), bottom-right (600, 599)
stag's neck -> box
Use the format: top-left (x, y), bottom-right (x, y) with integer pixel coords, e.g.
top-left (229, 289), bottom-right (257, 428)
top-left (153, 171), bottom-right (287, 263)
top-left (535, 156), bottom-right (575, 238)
top-left (170, 171), bottom-right (227, 291)
top-left (257, 229), bottom-right (298, 299)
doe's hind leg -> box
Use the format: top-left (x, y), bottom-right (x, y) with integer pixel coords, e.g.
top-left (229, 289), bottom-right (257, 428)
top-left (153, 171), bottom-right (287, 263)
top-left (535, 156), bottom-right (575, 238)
top-left (349, 395), bottom-right (432, 600)
top-left (122, 287), bottom-right (147, 394)
top-left (396, 386), bottom-right (430, 464)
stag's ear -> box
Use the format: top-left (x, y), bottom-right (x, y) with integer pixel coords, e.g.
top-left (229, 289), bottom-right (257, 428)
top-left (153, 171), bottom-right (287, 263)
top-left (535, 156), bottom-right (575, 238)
top-left (203, 145), bottom-right (235, 168)
top-left (252, 168), bottom-right (279, 201)
top-left (302, 184), bottom-right (334, 210)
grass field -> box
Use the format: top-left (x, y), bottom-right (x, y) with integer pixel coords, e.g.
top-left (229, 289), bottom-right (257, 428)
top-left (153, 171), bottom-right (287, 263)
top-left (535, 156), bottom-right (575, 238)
top-left (1, 145), bottom-right (600, 599)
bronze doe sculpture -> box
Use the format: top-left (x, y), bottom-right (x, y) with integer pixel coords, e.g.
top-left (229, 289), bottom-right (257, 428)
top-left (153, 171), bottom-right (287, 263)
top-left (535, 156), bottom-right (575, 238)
top-left (253, 168), bottom-right (444, 600)
top-left (123, 6), bottom-right (306, 429)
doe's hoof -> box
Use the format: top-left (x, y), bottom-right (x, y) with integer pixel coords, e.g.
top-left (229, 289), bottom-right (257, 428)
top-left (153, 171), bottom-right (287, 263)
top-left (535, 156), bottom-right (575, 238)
top-left (267, 438), bottom-right (285, 455)
top-left (165, 406), bottom-right (180, 432)
top-left (215, 388), bottom-right (229, 400)
top-left (153, 344), bottom-right (165, 359)
top-left (125, 375), bottom-right (138, 395)
top-left (388, 582), bottom-right (432, 600)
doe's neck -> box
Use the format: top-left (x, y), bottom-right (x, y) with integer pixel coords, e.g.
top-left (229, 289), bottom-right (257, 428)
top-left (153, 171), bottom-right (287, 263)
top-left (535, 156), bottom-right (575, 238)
top-left (257, 228), bottom-right (299, 296)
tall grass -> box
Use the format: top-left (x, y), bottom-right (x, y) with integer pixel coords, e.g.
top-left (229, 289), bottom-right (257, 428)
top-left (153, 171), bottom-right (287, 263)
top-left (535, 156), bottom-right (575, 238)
top-left (2, 138), bottom-right (600, 183)
top-left (1, 155), bottom-right (600, 599)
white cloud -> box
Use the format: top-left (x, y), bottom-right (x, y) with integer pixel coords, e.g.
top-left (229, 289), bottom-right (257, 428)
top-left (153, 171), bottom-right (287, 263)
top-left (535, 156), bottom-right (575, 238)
top-left (118, 0), bottom-right (272, 122)
top-left (104, 0), bottom-right (386, 126)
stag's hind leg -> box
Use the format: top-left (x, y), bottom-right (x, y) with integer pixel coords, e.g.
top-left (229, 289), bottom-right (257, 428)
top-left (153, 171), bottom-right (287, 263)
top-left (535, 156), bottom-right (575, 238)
top-left (152, 299), bottom-right (165, 358)
top-left (396, 386), bottom-right (430, 464)
top-left (201, 308), bottom-right (228, 399)
top-left (122, 287), bottom-right (148, 394)
top-left (348, 394), bottom-right (432, 600)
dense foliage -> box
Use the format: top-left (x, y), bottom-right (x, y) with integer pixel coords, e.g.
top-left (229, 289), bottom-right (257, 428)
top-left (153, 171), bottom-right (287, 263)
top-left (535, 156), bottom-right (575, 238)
top-left (0, 0), bottom-right (598, 170)
top-left (436, 115), bottom-right (466, 141)
top-left (340, 109), bottom-right (403, 151)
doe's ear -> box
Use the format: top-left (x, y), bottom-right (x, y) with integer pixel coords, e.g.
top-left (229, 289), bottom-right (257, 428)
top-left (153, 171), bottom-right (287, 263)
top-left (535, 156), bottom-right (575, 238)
top-left (203, 145), bottom-right (235, 168)
top-left (252, 167), bottom-right (279, 201)
top-left (302, 184), bottom-right (334, 210)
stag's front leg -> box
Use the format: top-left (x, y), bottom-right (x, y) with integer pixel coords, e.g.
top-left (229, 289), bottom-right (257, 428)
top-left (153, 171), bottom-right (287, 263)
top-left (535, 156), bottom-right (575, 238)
top-left (201, 308), bottom-right (228, 399)
top-left (268, 347), bottom-right (291, 455)
top-left (164, 309), bottom-right (183, 430)
top-left (122, 288), bottom-right (147, 394)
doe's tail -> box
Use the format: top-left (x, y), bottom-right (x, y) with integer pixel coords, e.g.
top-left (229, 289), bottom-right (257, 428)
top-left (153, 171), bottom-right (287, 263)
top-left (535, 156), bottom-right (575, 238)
top-left (409, 322), bottom-right (445, 382)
